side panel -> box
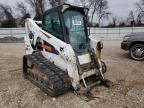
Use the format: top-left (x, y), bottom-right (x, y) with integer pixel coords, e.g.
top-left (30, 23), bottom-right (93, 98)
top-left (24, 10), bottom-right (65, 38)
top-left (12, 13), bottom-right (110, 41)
top-left (24, 18), bottom-right (80, 89)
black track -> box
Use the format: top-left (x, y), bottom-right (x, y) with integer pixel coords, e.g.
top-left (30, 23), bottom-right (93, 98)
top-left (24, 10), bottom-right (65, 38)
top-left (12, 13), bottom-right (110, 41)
top-left (23, 52), bottom-right (71, 96)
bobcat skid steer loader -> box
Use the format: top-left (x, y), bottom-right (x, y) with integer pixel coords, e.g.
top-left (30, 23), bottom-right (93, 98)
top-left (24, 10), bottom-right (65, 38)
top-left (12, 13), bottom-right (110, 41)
top-left (23, 4), bottom-right (111, 101)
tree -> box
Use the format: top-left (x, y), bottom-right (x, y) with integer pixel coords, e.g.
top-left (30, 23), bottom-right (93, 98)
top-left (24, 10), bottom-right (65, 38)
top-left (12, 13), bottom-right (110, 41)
top-left (80, 0), bottom-right (93, 26)
top-left (136, 14), bottom-right (142, 26)
top-left (105, 16), bottom-right (117, 28)
top-left (0, 4), bottom-right (17, 28)
top-left (91, 0), bottom-right (97, 25)
top-left (16, 2), bottom-right (28, 27)
top-left (49, 0), bottom-right (67, 7)
top-left (80, 0), bottom-right (110, 26)
top-left (112, 16), bottom-right (117, 27)
top-left (27, 0), bottom-right (67, 20)
top-left (16, 2), bottom-right (27, 16)
top-left (127, 10), bottom-right (135, 26)
top-left (119, 21), bottom-right (126, 27)
top-left (80, 0), bottom-right (93, 8)
top-left (27, 0), bottom-right (46, 20)
top-left (136, 0), bottom-right (144, 22)
top-left (0, 4), bottom-right (13, 20)
top-left (96, 0), bottom-right (111, 26)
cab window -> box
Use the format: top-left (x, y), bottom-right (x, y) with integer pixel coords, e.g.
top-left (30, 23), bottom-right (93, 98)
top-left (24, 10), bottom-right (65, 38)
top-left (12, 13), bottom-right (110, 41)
top-left (43, 12), bottom-right (64, 41)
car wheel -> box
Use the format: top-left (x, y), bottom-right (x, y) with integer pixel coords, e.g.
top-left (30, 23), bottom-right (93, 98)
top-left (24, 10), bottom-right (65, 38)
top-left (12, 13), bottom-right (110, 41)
top-left (129, 44), bottom-right (144, 61)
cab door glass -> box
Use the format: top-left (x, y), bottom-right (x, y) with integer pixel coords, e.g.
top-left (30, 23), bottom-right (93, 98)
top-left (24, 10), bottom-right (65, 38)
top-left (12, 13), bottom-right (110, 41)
top-left (64, 10), bottom-right (88, 54)
top-left (43, 12), bottom-right (64, 41)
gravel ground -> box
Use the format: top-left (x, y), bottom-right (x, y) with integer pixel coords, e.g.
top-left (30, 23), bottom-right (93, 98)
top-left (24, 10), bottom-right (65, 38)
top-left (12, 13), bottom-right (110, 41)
top-left (0, 40), bottom-right (144, 108)
top-left (0, 37), bottom-right (23, 43)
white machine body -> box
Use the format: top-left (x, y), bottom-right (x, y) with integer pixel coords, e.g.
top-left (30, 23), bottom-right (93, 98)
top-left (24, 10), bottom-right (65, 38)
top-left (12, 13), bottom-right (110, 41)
top-left (25, 18), bottom-right (103, 89)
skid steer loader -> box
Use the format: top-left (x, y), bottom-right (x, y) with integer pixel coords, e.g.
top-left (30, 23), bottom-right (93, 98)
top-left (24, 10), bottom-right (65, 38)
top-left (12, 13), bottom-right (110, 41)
top-left (23, 4), bottom-right (111, 101)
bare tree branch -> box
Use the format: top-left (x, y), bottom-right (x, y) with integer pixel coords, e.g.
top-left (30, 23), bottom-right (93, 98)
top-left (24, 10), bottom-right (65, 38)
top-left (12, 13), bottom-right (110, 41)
top-left (27, 0), bottom-right (45, 20)
top-left (0, 4), bottom-right (13, 20)
top-left (16, 2), bottom-right (27, 15)
top-left (136, 0), bottom-right (144, 20)
top-left (0, 4), bottom-right (17, 27)
top-left (112, 16), bottom-right (117, 27)
top-left (49, 0), bottom-right (67, 7)
top-left (127, 10), bottom-right (135, 26)
top-left (80, 0), bottom-right (110, 26)
top-left (96, 0), bottom-right (111, 26)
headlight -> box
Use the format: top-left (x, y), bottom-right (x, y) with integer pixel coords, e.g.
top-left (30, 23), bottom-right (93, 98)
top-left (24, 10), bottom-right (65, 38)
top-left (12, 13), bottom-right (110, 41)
top-left (123, 36), bottom-right (129, 41)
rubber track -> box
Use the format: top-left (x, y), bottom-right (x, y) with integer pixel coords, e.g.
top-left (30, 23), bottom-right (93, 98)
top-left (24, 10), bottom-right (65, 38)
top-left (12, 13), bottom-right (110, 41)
top-left (23, 52), bottom-right (71, 97)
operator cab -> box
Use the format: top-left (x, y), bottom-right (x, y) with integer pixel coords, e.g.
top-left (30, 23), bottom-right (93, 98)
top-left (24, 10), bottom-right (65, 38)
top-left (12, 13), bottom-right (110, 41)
top-left (42, 4), bottom-right (89, 55)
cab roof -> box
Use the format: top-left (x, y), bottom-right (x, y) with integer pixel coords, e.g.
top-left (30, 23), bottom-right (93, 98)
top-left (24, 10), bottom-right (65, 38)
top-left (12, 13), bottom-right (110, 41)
top-left (43, 3), bottom-right (88, 16)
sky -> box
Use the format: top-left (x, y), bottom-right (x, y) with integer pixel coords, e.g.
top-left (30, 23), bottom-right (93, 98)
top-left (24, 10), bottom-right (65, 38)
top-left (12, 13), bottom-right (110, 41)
top-left (108, 0), bottom-right (138, 18)
top-left (0, 0), bottom-right (140, 21)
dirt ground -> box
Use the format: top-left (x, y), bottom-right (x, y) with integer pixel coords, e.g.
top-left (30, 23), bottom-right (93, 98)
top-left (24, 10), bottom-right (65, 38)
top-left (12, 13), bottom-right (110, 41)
top-left (0, 37), bottom-right (23, 43)
top-left (0, 40), bottom-right (144, 108)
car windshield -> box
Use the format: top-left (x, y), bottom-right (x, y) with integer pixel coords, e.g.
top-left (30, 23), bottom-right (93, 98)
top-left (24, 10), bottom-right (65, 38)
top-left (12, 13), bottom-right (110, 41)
top-left (64, 10), bottom-right (88, 54)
